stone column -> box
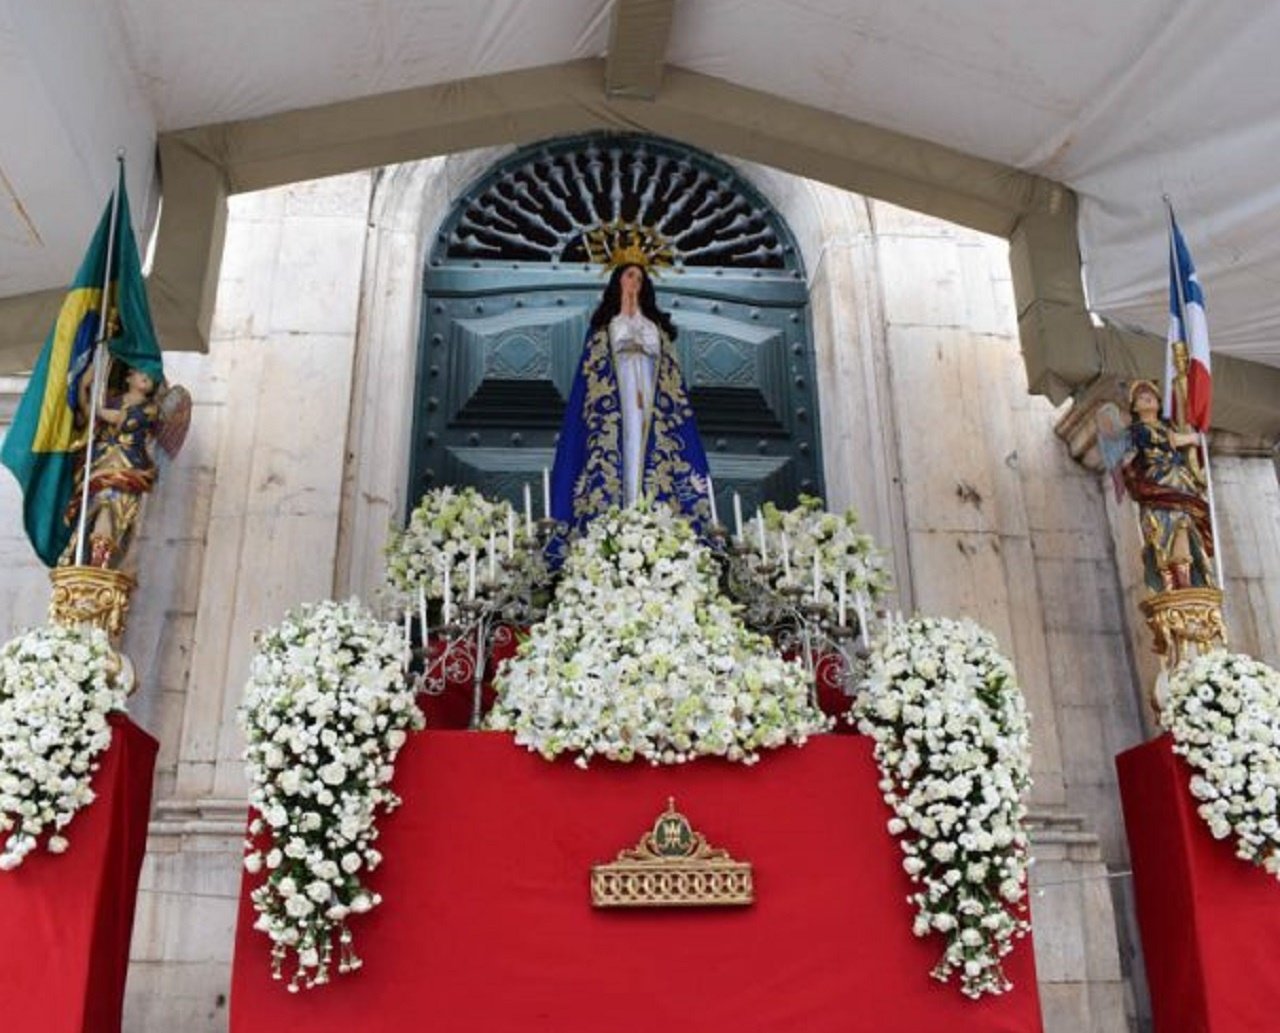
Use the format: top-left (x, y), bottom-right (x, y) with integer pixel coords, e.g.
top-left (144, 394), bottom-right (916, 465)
top-left (126, 173), bottom-right (375, 1031)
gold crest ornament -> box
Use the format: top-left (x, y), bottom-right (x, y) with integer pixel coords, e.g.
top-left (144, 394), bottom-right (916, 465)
top-left (591, 799), bottom-right (754, 908)
top-left (583, 219), bottom-right (675, 274)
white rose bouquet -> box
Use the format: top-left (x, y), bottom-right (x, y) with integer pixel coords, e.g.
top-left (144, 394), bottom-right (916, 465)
top-left (1163, 650), bottom-right (1280, 876)
top-left (853, 616), bottom-right (1032, 998)
top-left (239, 598), bottom-right (424, 990)
top-left (487, 501), bottom-right (829, 765)
top-left (0, 623), bottom-right (129, 870)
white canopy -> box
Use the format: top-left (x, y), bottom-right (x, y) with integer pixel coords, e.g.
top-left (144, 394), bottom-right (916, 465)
top-left (2, 0), bottom-right (1278, 427)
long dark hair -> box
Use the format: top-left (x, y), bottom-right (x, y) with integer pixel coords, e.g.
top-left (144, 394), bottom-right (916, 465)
top-left (588, 263), bottom-right (677, 340)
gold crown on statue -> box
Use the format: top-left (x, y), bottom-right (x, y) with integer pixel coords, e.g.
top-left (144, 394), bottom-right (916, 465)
top-left (584, 219), bottom-right (675, 274)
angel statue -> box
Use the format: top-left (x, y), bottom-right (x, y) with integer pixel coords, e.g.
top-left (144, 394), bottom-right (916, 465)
top-left (1097, 379), bottom-right (1214, 593)
top-left (60, 358), bottom-right (191, 570)
top-left (549, 222), bottom-right (713, 538)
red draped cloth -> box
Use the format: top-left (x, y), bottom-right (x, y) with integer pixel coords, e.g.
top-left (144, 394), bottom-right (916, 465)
top-left (231, 732), bottom-right (1041, 1033)
top-left (0, 714), bottom-right (157, 1033)
top-left (1117, 734), bottom-right (1280, 1033)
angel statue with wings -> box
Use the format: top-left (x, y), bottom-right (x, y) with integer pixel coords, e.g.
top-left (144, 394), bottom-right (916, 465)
top-left (60, 357), bottom-right (190, 570)
top-left (1097, 379), bottom-right (1215, 593)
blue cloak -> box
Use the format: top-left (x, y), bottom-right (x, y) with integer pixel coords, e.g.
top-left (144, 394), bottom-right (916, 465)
top-left (550, 327), bottom-right (712, 539)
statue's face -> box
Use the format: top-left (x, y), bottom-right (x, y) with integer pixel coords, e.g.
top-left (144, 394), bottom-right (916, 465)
top-left (1132, 385), bottom-right (1160, 420)
top-left (620, 265), bottom-right (643, 304)
top-left (127, 369), bottom-right (155, 396)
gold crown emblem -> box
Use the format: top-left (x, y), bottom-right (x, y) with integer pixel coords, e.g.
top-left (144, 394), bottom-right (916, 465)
top-left (583, 219), bottom-right (675, 274)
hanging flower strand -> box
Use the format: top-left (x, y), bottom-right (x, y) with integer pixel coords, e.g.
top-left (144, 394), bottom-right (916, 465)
top-left (239, 598), bottom-right (423, 991)
top-left (853, 616), bottom-right (1033, 998)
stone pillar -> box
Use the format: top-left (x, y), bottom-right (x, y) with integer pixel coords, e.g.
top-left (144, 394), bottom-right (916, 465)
top-left (126, 173), bottom-right (375, 1031)
top-left (0, 377), bottom-right (50, 636)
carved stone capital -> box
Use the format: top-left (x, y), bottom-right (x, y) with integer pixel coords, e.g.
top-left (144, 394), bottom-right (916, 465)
top-left (1054, 375), bottom-right (1125, 471)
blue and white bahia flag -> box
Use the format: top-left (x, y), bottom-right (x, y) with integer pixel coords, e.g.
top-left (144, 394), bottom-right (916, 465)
top-left (1164, 212), bottom-right (1212, 432)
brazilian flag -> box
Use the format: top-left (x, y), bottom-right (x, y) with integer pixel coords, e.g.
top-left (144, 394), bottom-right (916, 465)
top-left (1, 165), bottom-right (163, 566)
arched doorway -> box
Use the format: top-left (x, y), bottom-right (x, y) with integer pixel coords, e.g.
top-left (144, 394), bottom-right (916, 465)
top-left (408, 133), bottom-right (823, 521)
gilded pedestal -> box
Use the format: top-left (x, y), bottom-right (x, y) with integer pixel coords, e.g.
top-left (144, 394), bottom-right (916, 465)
top-left (1140, 587), bottom-right (1227, 672)
top-left (49, 565), bottom-right (136, 643)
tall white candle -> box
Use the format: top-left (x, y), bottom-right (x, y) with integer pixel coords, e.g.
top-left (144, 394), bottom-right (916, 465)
top-left (856, 593), bottom-right (869, 639)
top-left (402, 608), bottom-right (411, 671)
top-left (442, 563), bottom-right (453, 626)
top-left (837, 572), bottom-right (847, 627)
top-left (542, 467), bottom-right (552, 521)
top-left (418, 585), bottom-right (428, 641)
top-left (488, 529), bottom-right (497, 582)
top-left (706, 474), bottom-right (719, 526)
top-left (733, 492), bottom-right (744, 540)
top-left (781, 532), bottom-right (792, 581)
top-left (812, 551), bottom-right (822, 599)
top-left (756, 511), bottom-right (768, 562)
top-left (467, 546), bottom-right (477, 601)
top-left (507, 508), bottom-right (515, 555)
top-left (523, 483), bottom-right (533, 537)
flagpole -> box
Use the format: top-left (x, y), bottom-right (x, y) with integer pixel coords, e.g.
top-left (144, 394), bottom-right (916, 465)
top-left (1162, 195), bottom-right (1225, 590)
top-left (74, 152), bottom-right (125, 566)
top-left (1199, 431), bottom-right (1226, 589)
top-left (1162, 196), bottom-right (1190, 425)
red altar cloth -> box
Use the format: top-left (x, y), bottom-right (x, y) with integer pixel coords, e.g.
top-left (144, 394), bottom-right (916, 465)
top-left (231, 732), bottom-right (1041, 1033)
top-left (0, 714), bottom-right (158, 1033)
top-left (1117, 734), bottom-right (1280, 1033)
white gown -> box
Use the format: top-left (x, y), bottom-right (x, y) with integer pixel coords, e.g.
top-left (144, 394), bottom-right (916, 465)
top-left (609, 311), bottom-right (661, 507)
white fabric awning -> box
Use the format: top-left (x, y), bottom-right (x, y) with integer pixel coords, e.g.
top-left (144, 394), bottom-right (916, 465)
top-left (2, 0), bottom-right (1278, 395)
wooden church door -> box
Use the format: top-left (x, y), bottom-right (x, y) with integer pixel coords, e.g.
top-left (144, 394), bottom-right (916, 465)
top-left (408, 134), bottom-right (824, 521)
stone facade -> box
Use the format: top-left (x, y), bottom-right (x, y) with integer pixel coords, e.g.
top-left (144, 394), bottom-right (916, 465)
top-left (1, 150), bottom-right (1278, 1032)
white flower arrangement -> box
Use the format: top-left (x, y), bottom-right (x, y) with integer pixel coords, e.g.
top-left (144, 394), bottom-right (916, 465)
top-left (1162, 650), bottom-right (1280, 875)
top-left (487, 501), bottom-right (829, 765)
top-left (384, 485), bottom-right (545, 612)
top-left (853, 616), bottom-right (1032, 998)
top-left (0, 623), bottom-right (128, 870)
top-left (239, 598), bottom-right (424, 991)
top-left (751, 495), bottom-right (891, 609)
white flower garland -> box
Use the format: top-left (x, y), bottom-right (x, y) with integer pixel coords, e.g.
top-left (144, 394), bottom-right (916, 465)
top-left (853, 616), bottom-right (1032, 998)
top-left (239, 598), bottom-right (423, 991)
top-left (1163, 650), bottom-right (1280, 875)
top-left (0, 623), bottom-right (128, 870)
top-left (488, 502), bottom-right (828, 765)
top-left (384, 485), bottom-right (545, 608)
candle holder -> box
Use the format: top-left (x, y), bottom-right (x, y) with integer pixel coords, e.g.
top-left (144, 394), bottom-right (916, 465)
top-left (827, 621), bottom-right (856, 643)
top-left (801, 600), bottom-right (829, 624)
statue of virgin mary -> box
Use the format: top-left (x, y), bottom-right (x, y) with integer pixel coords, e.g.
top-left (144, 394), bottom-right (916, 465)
top-left (549, 233), bottom-right (713, 538)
